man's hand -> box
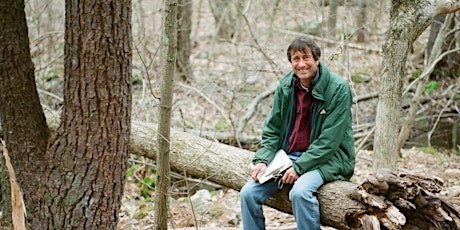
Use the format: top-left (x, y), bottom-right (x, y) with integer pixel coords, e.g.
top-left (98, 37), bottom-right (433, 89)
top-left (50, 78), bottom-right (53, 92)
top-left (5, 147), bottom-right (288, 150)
top-left (282, 167), bottom-right (299, 184)
top-left (251, 163), bottom-right (267, 182)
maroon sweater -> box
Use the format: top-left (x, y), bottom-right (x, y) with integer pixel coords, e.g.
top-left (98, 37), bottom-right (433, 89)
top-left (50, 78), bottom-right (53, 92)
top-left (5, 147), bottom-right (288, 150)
top-left (287, 78), bottom-right (314, 153)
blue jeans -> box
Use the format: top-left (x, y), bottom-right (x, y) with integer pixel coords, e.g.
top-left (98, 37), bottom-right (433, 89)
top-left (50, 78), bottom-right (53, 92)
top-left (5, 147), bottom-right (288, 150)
top-left (240, 152), bottom-right (324, 230)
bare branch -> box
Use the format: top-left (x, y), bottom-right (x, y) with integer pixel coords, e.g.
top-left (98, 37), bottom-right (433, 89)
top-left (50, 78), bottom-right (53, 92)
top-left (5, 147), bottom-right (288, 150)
top-left (274, 28), bottom-right (382, 54)
top-left (432, 0), bottom-right (460, 16)
top-left (427, 83), bottom-right (460, 145)
top-left (178, 82), bottom-right (232, 126)
top-left (236, 82), bottom-right (277, 135)
top-left (398, 13), bottom-right (459, 150)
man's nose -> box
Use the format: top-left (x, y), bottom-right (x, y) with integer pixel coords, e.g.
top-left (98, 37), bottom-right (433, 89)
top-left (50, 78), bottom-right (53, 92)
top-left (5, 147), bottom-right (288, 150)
top-left (298, 59), bottom-right (307, 66)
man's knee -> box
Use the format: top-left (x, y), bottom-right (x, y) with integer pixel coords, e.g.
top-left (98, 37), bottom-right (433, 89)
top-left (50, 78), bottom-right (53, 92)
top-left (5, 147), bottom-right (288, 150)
top-left (289, 185), bottom-right (315, 201)
top-left (240, 182), bottom-right (255, 200)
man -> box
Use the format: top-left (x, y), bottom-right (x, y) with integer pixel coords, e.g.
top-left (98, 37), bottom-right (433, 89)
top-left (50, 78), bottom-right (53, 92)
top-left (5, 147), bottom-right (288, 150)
top-left (240, 36), bottom-right (355, 230)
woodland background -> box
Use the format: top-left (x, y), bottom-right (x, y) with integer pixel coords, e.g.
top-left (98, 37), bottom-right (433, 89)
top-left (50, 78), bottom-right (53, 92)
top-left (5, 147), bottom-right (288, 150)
top-left (1, 0), bottom-right (460, 229)
top-left (31, 0), bottom-right (459, 151)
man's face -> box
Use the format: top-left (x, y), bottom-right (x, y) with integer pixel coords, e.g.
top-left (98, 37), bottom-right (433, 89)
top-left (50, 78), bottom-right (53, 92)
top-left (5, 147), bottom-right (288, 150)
top-left (290, 49), bottom-right (320, 82)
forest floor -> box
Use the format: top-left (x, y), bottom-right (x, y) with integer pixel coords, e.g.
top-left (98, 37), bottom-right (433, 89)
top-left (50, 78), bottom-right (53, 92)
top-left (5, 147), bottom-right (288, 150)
top-left (117, 148), bottom-right (460, 230)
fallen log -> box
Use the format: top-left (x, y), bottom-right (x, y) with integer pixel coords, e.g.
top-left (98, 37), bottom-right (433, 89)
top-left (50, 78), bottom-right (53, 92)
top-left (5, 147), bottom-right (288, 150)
top-left (128, 121), bottom-right (460, 229)
top-left (130, 121), bottom-right (363, 229)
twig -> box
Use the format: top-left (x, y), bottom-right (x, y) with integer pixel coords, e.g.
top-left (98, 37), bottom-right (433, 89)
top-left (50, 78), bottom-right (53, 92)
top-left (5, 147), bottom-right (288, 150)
top-left (356, 126), bottom-right (376, 155)
top-left (402, 47), bottom-right (460, 96)
top-left (236, 82), bottom-right (277, 135)
top-left (274, 28), bottom-right (382, 54)
top-left (34, 52), bottom-right (64, 72)
top-left (240, 12), bottom-right (282, 76)
top-left (398, 13), bottom-right (459, 150)
top-left (132, 40), bottom-right (161, 101)
top-left (178, 82), bottom-right (232, 126)
top-left (353, 92), bottom-right (379, 103)
top-left (128, 158), bottom-right (221, 189)
top-left (427, 83), bottom-right (460, 145)
top-left (37, 88), bottom-right (63, 102)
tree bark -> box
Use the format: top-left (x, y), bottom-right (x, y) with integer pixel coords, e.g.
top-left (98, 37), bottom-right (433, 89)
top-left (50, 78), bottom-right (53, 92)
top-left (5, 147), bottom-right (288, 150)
top-left (156, 0), bottom-right (177, 229)
top-left (374, 0), bottom-right (453, 171)
top-left (355, 0), bottom-right (367, 43)
top-left (208, 0), bottom-right (243, 40)
top-left (176, 0), bottom-right (193, 82)
top-left (327, 0), bottom-right (339, 38)
top-left (34, 1), bottom-right (132, 229)
top-left (0, 0), bottom-right (50, 226)
top-left (374, 0), bottom-right (460, 172)
top-left (129, 121), bottom-right (460, 230)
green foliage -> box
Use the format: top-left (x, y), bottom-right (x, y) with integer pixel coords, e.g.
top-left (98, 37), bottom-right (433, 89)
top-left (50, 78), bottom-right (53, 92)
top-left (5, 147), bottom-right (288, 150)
top-left (175, 119), bottom-right (196, 129)
top-left (140, 176), bottom-right (155, 199)
top-left (134, 202), bottom-right (155, 219)
top-left (214, 117), bottom-right (230, 131)
top-left (126, 164), bottom-right (139, 178)
top-left (132, 74), bottom-right (143, 85)
top-left (410, 69), bottom-right (422, 80)
top-left (44, 68), bottom-right (64, 82)
top-left (351, 72), bottom-right (371, 83)
top-left (126, 163), bottom-right (156, 200)
top-left (417, 146), bottom-right (437, 154)
top-left (209, 205), bottom-right (225, 218)
top-left (453, 93), bottom-right (460, 101)
top-left (423, 80), bottom-right (439, 94)
top-left (240, 99), bottom-right (249, 108)
top-left (439, 155), bottom-right (446, 164)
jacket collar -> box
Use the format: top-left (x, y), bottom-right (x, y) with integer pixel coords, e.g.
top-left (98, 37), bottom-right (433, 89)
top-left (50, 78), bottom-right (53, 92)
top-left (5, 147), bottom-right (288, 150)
top-left (311, 62), bottom-right (330, 101)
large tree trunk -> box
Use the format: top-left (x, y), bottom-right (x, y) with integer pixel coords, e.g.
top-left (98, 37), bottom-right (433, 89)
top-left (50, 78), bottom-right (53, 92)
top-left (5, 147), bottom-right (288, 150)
top-left (129, 121), bottom-right (460, 230)
top-left (0, 0), bottom-right (50, 226)
top-left (33, 1), bottom-right (132, 229)
top-left (373, 0), bottom-right (460, 171)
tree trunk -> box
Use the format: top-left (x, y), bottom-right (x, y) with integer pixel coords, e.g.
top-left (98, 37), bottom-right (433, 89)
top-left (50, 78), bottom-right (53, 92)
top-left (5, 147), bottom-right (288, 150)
top-left (33, 1), bottom-right (132, 229)
top-left (156, 0), bottom-right (177, 229)
top-left (128, 121), bottom-right (460, 230)
top-left (208, 0), bottom-right (242, 40)
top-left (374, 1), bottom-right (438, 171)
top-left (327, 0), bottom-right (339, 38)
top-left (355, 0), bottom-right (367, 43)
top-left (0, 0), bottom-right (50, 226)
top-left (176, 0), bottom-right (193, 82)
top-left (374, 0), bottom-right (460, 172)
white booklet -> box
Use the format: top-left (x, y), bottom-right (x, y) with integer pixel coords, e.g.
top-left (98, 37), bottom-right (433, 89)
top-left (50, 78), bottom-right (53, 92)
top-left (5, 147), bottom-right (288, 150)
top-left (257, 149), bottom-right (293, 184)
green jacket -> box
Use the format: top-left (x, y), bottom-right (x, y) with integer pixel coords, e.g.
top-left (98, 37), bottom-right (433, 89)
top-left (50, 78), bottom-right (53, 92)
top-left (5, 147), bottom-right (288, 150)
top-left (252, 63), bottom-right (355, 182)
